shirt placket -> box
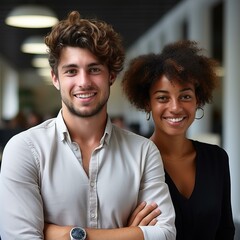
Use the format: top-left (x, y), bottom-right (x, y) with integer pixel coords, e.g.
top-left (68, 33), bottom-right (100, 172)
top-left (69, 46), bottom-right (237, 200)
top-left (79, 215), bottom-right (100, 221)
top-left (89, 150), bottom-right (98, 228)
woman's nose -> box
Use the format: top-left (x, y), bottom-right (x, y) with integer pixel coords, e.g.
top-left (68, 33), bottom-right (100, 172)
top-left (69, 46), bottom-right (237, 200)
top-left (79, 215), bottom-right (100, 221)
top-left (169, 99), bottom-right (182, 112)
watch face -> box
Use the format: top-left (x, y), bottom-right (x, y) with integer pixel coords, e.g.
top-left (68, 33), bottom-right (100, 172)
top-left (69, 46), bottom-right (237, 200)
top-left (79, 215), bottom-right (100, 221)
top-left (71, 227), bottom-right (86, 240)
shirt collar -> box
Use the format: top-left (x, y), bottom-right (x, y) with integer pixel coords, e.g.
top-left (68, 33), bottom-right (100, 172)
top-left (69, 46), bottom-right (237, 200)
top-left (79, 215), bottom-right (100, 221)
top-left (101, 116), bottom-right (112, 145)
top-left (55, 110), bottom-right (69, 142)
top-left (55, 109), bottom-right (113, 145)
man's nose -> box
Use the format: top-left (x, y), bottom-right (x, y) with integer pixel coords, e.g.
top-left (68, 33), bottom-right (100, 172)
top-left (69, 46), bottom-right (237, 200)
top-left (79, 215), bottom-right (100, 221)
top-left (77, 70), bottom-right (90, 87)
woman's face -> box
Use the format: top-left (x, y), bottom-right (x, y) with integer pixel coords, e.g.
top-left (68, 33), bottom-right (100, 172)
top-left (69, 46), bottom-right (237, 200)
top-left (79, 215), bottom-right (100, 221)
top-left (149, 75), bottom-right (198, 137)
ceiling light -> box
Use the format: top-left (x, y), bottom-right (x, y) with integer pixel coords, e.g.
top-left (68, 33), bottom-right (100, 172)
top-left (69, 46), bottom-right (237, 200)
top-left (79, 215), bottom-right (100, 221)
top-left (5, 5), bottom-right (58, 28)
top-left (37, 68), bottom-right (51, 77)
top-left (32, 55), bottom-right (49, 68)
top-left (21, 36), bottom-right (48, 54)
top-left (215, 66), bottom-right (224, 77)
top-left (37, 68), bottom-right (52, 85)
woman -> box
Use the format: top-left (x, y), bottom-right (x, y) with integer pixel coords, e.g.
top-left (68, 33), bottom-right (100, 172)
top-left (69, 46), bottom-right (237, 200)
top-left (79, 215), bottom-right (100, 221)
top-left (122, 40), bottom-right (235, 240)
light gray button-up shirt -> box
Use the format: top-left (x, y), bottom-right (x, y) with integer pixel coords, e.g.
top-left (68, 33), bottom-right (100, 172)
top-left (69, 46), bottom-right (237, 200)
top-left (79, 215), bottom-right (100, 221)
top-left (0, 111), bottom-right (176, 239)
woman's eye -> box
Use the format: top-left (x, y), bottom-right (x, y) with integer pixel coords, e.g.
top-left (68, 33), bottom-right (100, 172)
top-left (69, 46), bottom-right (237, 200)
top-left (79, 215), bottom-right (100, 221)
top-left (181, 95), bottom-right (192, 100)
top-left (157, 96), bottom-right (168, 102)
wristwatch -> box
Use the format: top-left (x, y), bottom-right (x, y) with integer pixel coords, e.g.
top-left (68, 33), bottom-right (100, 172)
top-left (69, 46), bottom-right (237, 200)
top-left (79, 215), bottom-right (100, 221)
top-left (70, 227), bottom-right (87, 240)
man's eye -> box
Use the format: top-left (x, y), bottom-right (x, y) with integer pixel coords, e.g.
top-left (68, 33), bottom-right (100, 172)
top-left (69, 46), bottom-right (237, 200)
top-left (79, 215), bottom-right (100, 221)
top-left (66, 69), bottom-right (77, 74)
top-left (89, 68), bottom-right (100, 73)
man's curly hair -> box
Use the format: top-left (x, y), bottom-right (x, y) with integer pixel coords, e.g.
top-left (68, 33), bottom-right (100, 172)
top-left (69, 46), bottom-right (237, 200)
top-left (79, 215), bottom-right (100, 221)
top-left (45, 11), bottom-right (125, 76)
top-left (122, 40), bottom-right (218, 111)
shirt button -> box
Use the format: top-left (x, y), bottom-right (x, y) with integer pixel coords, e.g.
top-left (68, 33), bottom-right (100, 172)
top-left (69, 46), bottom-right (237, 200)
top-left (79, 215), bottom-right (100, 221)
top-left (91, 213), bottom-right (95, 218)
top-left (90, 182), bottom-right (95, 187)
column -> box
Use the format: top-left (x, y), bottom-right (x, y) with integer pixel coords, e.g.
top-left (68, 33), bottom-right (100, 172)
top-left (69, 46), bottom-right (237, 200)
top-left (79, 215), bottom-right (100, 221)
top-left (223, 0), bottom-right (240, 236)
top-left (187, 0), bottom-right (213, 139)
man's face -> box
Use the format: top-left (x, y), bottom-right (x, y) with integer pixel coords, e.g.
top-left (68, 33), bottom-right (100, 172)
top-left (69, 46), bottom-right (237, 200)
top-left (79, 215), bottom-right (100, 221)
top-left (52, 47), bottom-right (115, 118)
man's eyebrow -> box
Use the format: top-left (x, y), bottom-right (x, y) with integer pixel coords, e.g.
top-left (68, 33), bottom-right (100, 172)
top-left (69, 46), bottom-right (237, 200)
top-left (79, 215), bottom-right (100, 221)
top-left (88, 62), bottom-right (104, 67)
top-left (61, 63), bottom-right (78, 69)
top-left (61, 62), bottom-right (103, 69)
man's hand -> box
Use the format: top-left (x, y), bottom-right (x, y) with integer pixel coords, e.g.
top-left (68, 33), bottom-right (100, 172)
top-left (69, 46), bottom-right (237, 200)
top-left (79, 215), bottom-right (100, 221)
top-left (127, 202), bottom-right (161, 226)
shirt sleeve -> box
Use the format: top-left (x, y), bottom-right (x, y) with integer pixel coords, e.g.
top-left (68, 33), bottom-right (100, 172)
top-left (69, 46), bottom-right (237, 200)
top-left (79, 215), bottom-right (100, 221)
top-left (138, 142), bottom-right (176, 240)
top-left (0, 133), bottom-right (44, 239)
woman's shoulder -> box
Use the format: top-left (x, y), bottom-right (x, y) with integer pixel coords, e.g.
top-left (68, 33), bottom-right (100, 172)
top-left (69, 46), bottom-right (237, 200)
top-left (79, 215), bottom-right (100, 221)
top-left (193, 140), bottom-right (226, 152)
top-left (192, 140), bottom-right (229, 163)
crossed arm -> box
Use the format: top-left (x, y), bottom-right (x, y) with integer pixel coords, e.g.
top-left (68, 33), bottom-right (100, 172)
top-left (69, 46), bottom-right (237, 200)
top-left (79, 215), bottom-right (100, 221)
top-left (44, 201), bottom-right (161, 240)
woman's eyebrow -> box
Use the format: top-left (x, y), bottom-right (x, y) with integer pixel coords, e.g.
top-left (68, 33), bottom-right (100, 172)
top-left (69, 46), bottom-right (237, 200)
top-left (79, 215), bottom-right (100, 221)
top-left (180, 87), bottom-right (194, 93)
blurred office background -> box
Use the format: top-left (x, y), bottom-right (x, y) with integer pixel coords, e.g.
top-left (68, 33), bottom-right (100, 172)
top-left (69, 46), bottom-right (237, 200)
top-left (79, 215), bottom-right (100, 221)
top-left (0, 0), bottom-right (239, 238)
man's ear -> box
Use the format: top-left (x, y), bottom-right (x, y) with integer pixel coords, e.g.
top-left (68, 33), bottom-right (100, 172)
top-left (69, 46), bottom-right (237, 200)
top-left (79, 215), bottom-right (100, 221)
top-left (51, 70), bottom-right (60, 90)
top-left (109, 72), bottom-right (116, 86)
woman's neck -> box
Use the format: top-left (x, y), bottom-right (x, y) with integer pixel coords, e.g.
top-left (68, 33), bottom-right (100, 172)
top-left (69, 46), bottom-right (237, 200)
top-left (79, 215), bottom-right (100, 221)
top-left (150, 132), bottom-right (193, 161)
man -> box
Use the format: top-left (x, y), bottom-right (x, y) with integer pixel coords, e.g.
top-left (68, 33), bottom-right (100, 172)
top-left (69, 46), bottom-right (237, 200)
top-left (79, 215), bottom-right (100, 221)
top-left (0, 11), bottom-right (176, 240)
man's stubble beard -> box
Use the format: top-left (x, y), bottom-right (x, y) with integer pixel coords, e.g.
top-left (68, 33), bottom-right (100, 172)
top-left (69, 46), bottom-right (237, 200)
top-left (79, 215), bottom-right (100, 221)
top-left (61, 92), bottom-right (109, 118)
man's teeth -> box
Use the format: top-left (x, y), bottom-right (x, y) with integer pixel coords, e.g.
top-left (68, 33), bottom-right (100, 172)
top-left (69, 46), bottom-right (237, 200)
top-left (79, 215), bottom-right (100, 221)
top-left (75, 93), bottom-right (95, 98)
